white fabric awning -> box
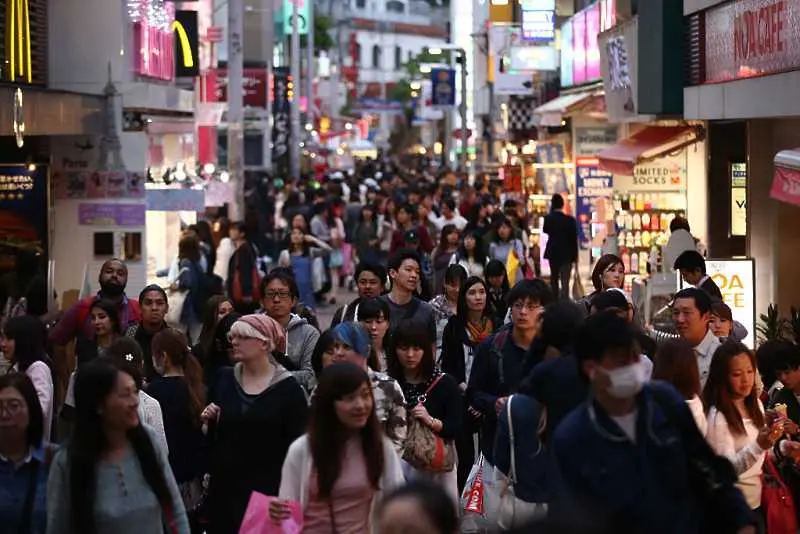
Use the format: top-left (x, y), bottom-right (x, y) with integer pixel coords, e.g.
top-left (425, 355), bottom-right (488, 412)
top-left (533, 90), bottom-right (600, 127)
top-left (775, 148), bottom-right (800, 170)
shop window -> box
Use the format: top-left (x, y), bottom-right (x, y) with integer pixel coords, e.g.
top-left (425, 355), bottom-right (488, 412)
top-left (93, 232), bottom-right (115, 257)
top-left (356, 0), bottom-right (366, 7)
top-left (387, 0), bottom-right (405, 13)
top-left (394, 46), bottom-right (402, 71)
top-left (372, 45), bottom-right (382, 69)
top-left (354, 43), bottom-right (362, 66)
top-left (122, 233), bottom-right (142, 261)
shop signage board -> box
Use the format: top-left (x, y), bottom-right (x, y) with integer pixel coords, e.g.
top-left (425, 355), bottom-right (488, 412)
top-left (146, 189), bottom-right (205, 212)
top-left (430, 68), bottom-right (456, 108)
top-left (575, 127), bottom-right (618, 157)
top-left (2, 0), bottom-right (47, 84)
top-left (209, 68), bottom-right (269, 108)
top-left (705, 0), bottom-right (800, 83)
top-left (731, 163), bottom-right (747, 236)
top-left (0, 165), bottom-right (49, 267)
top-left (129, 0), bottom-right (176, 81)
top-left (770, 165), bottom-right (800, 206)
top-left (78, 203), bottom-right (146, 227)
top-left (560, 0), bottom-right (616, 87)
top-left (535, 142), bottom-right (569, 194)
top-left (173, 10), bottom-right (200, 78)
top-left (488, 25), bottom-right (535, 95)
top-left (576, 157), bottom-right (614, 250)
top-left (272, 67), bottom-right (291, 178)
top-left (705, 258), bottom-right (756, 348)
top-left (283, 0), bottom-right (310, 35)
top-left (613, 152), bottom-right (687, 192)
top-left (521, 9), bottom-right (555, 42)
top-left (599, 17), bottom-right (639, 122)
top-left (509, 46), bottom-right (558, 72)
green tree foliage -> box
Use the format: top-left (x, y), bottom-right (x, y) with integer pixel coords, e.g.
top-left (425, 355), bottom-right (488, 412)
top-left (391, 49), bottom-right (453, 102)
top-left (301, 14), bottom-right (334, 53)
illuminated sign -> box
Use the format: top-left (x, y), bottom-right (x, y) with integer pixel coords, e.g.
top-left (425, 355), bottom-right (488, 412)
top-left (128, 0), bottom-right (175, 81)
top-left (173, 10), bottom-right (199, 77)
top-left (705, 259), bottom-right (756, 348)
top-left (5, 0), bottom-right (32, 83)
top-left (283, 0), bottom-right (309, 35)
top-left (522, 9), bottom-right (555, 42)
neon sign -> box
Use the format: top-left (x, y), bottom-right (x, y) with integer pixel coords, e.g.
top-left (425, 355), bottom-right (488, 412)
top-left (6, 0), bottom-right (32, 83)
top-left (173, 10), bottom-right (199, 77)
top-left (128, 0), bottom-right (175, 81)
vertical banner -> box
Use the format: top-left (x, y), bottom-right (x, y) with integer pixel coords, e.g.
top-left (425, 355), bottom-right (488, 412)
top-left (272, 67), bottom-right (291, 177)
top-left (430, 68), bottom-right (456, 108)
top-left (0, 164), bottom-right (49, 266)
top-left (575, 157), bottom-right (613, 250)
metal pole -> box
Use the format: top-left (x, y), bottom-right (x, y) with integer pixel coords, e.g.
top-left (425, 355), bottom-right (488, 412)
top-left (307, 0), bottom-right (315, 128)
top-left (290, 0), bottom-right (301, 179)
top-left (227, 0), bottom-right (245, 220)
top-left (459, 49), bottom-right (468, 172)
top-left (262, 0), bottom-right (274, 172)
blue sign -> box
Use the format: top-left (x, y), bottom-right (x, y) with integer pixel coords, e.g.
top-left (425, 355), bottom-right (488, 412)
top-left (430, 68), bottom-right (456, 108)
top-left (575, 163), bottom-right (613, 249)
top-left (353, 98), bottom-right (404, 114)
top-left (146, 189), bottom-right (205, 212)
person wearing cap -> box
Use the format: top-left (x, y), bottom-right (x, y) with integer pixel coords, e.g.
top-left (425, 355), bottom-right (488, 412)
top-left (314, 322), bottom-right (408, 453)
top-left (200, 314), bottom-right (308, 534)
top-left (125, 285), bottom-right (170, 381)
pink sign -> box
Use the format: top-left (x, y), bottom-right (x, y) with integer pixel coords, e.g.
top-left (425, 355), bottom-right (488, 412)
top-left (565, 0), bottom-right (615, 86)
top-left (705, 0), bottom-right (800, 83)
top-left (129, 0), bottom-right (175, 81)
top-left (771, 166), bottom-right (800, 206)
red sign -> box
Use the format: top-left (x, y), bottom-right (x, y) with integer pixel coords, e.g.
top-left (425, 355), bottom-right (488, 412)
top-left (206, 27), bottom-right (224, 43)
top-left (771, 165), bottom-right (800, 206)
top-left (208, 68), bottom-right (269, 108)
top-left (129, 0), bottom-right (175, 81)
top-left (705, 0), bottom-right (800, 83)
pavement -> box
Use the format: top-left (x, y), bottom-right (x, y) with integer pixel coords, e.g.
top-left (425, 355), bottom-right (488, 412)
top-left (314, 286), bottom-right (360, 331)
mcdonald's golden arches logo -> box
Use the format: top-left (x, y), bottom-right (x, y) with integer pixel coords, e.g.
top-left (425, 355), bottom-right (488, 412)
top-left (173, 10), bottom-right (199, 77)
top-left (6, 0), bottom-right (32, 83)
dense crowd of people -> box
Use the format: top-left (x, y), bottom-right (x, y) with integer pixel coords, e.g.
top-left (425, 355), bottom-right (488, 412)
top-left (2, 163), bottom-right (800, 534)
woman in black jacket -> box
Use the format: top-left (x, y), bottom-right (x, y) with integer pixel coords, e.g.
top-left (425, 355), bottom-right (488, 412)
top-left (387, 325), bottom-right (462, 502)
top-left (439, 276), bottom-right (494, 492)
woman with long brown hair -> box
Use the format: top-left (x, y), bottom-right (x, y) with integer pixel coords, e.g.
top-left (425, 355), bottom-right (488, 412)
top-left (148, 328), bottom-right (207, 522)
top-left (652, 339), bottom-right (707, 434)
top-left (704, 341), bottom-right (783, 522)
top-left (192, 295), bottom-right (234, 366)
top-left (271, 362), bottom-right (404, 534)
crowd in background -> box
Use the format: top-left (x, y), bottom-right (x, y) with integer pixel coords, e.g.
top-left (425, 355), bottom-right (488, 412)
top-left (1, 158), bottom-right (800, 534)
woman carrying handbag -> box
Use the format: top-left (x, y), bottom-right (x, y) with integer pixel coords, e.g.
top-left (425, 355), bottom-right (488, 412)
top-left (494, 394), bottom-right (549, 531)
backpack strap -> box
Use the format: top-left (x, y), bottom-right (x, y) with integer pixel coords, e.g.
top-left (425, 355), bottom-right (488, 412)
top-left (491, 330), bottom-right (510, 385)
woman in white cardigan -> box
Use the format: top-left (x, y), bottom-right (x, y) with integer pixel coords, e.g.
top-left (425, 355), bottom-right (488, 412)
top-left (703, 341), bottom-right (782, 520)
top-left (270, 362), bottom-right (404, 534)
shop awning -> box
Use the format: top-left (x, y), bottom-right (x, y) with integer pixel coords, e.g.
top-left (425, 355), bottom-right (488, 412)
top-left (533, 90), bottom-right (600, 127)
top-left (597, 126), bottom-right (702, 175)
top-left (771, 149), bottom-right (800, 207)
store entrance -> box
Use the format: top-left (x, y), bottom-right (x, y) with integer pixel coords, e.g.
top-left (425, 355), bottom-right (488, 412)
top-left (708, 121), bottom-right (747, 257)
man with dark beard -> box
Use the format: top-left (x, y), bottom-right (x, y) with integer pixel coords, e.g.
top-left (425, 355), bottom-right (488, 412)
top-left (49, 259), bottom-right (142, 347)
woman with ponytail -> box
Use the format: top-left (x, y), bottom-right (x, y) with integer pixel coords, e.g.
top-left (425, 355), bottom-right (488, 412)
top-left (148, 328), bottom-right (207, 518)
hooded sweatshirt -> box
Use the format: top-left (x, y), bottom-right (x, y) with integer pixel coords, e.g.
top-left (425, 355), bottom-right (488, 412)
top-left (285, 314), bottom-right (320, 392)
top-left (207, 362), bottom-right (308, 533)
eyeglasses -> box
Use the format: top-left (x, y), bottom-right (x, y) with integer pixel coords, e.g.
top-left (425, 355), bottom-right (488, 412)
top-left (265, 290), bottom-right (292, 300)
top-left (0, 400), bottom-right (25, 416)
top-left (512, 302), bottom-right (542, 313)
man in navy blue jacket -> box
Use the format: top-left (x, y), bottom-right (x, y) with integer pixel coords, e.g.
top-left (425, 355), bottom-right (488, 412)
top-left (552, 313), bottom-right (756, 534)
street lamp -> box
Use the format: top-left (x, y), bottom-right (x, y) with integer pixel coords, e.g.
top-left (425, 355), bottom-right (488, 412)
top-left (425, 44), bottom-right (469, 173)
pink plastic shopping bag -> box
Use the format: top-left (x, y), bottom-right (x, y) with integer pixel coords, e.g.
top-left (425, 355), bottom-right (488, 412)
top-left (238, 492), bottom-right (303, 534)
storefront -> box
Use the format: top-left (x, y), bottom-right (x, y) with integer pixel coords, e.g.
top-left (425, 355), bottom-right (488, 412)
top-left (684, 0), bottom-right (800, 319)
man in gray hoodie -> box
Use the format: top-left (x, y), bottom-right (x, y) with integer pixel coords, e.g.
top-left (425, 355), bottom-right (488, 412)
top-left (259, 270), bottom-right (320, 392)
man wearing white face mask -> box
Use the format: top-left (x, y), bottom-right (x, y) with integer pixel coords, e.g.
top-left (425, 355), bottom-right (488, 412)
top-left (550, 313), bottom-right (758, 534)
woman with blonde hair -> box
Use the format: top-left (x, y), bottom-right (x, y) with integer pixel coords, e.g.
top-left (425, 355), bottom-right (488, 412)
top-left (199, 314), bottom-right (308, 534)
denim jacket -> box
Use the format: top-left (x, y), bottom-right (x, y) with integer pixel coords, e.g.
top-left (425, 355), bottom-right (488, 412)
top-left (0, 446), bottom-right (48, 534)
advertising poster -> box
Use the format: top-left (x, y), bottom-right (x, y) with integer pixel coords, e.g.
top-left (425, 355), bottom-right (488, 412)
top-left (430, 68), bottom-right (456, 108)
top-left (705, 259), bottom-right (755, 348)
top-left (104, 171), bottom-right (129, 198)
top-left (535, 142), bottom-right (568, 194)
top-left (575, 159), bottom-right (613, 250)
top-left (0, 165), bottom-right (49, 270)
top-left (86, 171), bottom-right (107, 198)
top-left (128, 172), bottom-right (145, 198)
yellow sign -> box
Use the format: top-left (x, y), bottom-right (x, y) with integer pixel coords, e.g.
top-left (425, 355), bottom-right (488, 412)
top-left (6, 0), bottom-right (32, 83)
top-left (490, 0), bottom-right (513, 22)
top-left (172, 20), bottom-right (194, 69)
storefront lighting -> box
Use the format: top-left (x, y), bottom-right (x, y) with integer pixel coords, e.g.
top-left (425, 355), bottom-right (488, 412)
top-left (203, 163), bottom-right (215, 175)
top-left (410, 81), bottom-right (421, 90)
top-left (311, 130), bottom-right (318, 137)
top-left (345, 123), bottom-right (353, 130)
top-left (420, 65), bottom-right (432, 74)
top-left (336, 148), bottom-right (345, 155)
top-left (174, 170), bottom-right (186, 181)
top-left (434, 142), bottom-right (443, 155)
top-left (219, 171), bottom-right (230, 183)
top-left (305, 123), bottom-right (313, 131)
top-left (299, 142), bottom-right (305, 148)
top-left (428, 48), bottom-right (443, 55)
top-left (27, 163), bottom-right (35, 172)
